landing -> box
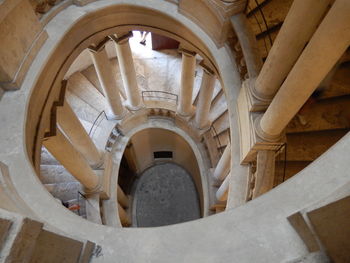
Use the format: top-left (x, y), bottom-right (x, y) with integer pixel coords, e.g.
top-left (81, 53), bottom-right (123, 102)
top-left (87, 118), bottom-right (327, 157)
top-left (132, 163), bottom-right (201, 227)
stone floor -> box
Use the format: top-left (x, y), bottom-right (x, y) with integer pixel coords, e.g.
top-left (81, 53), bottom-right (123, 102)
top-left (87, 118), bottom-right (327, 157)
top-left (132, 162), bottom-right (201, 227)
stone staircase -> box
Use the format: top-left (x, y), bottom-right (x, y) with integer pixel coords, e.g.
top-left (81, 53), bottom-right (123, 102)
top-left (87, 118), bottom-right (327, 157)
top-left (274, 54), bottom-right (350, 186)
top-left (38, 32), bottom-right (232, 221)
top-left (40, 147), bottom-right (87, 219)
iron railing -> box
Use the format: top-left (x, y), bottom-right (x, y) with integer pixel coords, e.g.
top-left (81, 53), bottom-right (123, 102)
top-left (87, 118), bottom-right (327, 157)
top-left (88, 110), bottom-right (108, 138)
top-left (142, 90), bottom-right (178, 105)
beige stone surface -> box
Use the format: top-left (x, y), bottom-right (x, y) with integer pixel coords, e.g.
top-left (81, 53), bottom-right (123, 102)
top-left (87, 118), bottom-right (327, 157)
top-left (0, 0), bottom-right (45, 89)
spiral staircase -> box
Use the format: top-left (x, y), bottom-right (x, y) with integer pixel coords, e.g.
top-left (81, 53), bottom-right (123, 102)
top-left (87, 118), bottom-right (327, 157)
top-left (0, 0), bottom-right (350, 262)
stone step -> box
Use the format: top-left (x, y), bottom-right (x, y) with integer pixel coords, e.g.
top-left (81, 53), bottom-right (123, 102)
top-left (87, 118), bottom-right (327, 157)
top-left (40, 165), bottom-right (76, 184)
top-left (209, 91), bottom-right (228, 123)
top-left (67, 72), bottom-right (107, 112)
top-left (44, 182), bottom-right (82, 202)
top-left (286, 129), bottom-right (348, 162)
top-left (286, 96), bottom-right (350, 133)
top-left (274, 161), bottom-right (311, 186)
top-left (66, 90), bottom-right (100, 124)
top-left (40, 147), bottom-right (59, 165)
top-left (212, 110), bottom-right (229, 135)
top-left (81, 64), bottom-right (104, 94)
top-left (215, 129), bottom-right (230, 149)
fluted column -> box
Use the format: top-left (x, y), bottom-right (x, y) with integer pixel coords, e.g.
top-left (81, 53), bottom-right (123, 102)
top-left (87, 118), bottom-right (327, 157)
top-left (43, 128), bottom-right (100, 192)
top-left (57, 101), bottom-right (102, 167)
top-left (216, 173), bottom-right (231, 201)
top-left (258, 0), bottom-right (350, 139)
top-left (213, 141), bottom-right (231, 181)
top-left (194, 63), bottom-right (216, 129)
top-left (177, 48), bottom-right (196, 117)
top-left (111, 33), bottom-right (142, 110)
top-left (253, 0), bottom-right (331, 101)
top-left (89, 43), bottom-right (125, 119)
top-left (231, 13), bottom-right (262, 79)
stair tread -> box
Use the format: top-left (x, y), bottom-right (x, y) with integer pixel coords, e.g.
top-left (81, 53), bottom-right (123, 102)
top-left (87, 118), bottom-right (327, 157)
top-left (44, 182), bottom-right (82, 201)
top-left (212, 111), bottom-right (230, 135)
top-left (67, 72), bottom-right (106, 112)
top-left (40, 165), bottom-right (77, 184)
top-left (209, 91), bottom-right (228, 123)
top-left (41, 147), bottom-right (59, 165)
top-left (274, 161), bottom-right (311, 186)
top-left (66, 90), bottom-right (100, 123)
top-left (286, 129), bottom-right (348, 161)
top-left (287, 96), bottom-right (350, 133)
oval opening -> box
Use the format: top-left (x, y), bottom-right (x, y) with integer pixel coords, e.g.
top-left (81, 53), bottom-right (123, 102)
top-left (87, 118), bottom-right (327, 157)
top-left (118, 128), bottom-right (203, 227)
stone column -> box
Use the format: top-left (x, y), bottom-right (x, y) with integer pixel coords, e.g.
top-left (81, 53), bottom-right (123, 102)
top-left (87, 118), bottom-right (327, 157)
top-left (89, 44), bottom-right (125, 119)
top-left (253, 0), bottom-right (331, 101)
top-left (216, 173), bottom-right (231, 201)
top-left (194, 63), bottom-right (216, 129)
top-left (213, 142), bottom-right (231, 181)
top-left (118, 203), bottom-right (131, 226)
top-left (43, 128), bottom-right (100, 192)
top-left (252, 150), bottom-right (275, 198)
top-left (177, 48), bottom-right (196, 117)
top-left (117, 184), bottom-right (129, 208)
top-left (258, 0), bottom-right (350, 139)
top-left (230, 13), bottom-right (262, 78)
top-left (57, 101), bottom-right (102, 167)
top-left (111, 33), bottom-right (142, 110)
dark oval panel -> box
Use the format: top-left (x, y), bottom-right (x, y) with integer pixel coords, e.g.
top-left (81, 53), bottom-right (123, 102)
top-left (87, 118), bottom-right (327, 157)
top-left (133, 163), bottom-right (201, 227)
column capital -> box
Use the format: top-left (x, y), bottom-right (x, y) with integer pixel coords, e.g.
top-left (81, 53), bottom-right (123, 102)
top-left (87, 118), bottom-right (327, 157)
top-left (178, 47), bottom-right (196, 57)
top-left (88, 36), bottom-right (111, 53)
top-left (109, 32), bottom-right (133, 45)
top-left (199, 60), bottom-right (215, 75)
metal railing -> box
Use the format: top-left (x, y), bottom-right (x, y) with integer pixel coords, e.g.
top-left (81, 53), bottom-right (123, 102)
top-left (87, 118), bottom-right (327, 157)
top-left (88, 110), bottom-right (108, 138)
top-left (142, 90), bottom-right (178, 105)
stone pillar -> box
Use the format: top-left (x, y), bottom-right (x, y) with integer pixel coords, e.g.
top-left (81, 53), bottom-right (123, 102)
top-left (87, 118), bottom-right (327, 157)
top-left (177, 48), bottom-right (196, 117)
top-left (258, 0), bottom-right (350, 139)
top-left (213, 142), bottom-right (231, 181)
top-left (194, 63), bottom-right (216, 129)
top-left (118, 203), bottom-right (131, 226)
top-left (230, 13), bottom-right (262, 78)
top-left (57, 101), bottom-right (102, 167)
top-left (252, 150), bottom-right (275, 198)
top-left (89, 44), bottom-right (125, 119)
top-left (111, 33), bottom-right (142, 110)
top-left (117, 184), bottom-right (129, 208)
top-left (216, 173), bottom-right (231, 201)
top-left (43, 128), bottom-right (100, 191)
top-left (253, 0), bottom-right (331, 101)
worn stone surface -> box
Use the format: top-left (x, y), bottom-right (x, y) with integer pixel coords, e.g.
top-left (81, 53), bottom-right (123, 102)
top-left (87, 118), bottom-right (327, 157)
top-left (133, 163), bottom-right (200, 227)
top-left (5, 218), bottom-right (43, 263)
top-left (29, 229), bottom-right (83, 263)
top-left (0, 218), bottom-right (12, 251)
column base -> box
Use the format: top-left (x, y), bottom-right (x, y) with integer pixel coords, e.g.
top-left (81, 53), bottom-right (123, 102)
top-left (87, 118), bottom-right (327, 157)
top-left (123, 100), bottom-right (144, 112)
top-left (237, 85), bottom-right (285, 164)
top-left (194, 120), bottom-right (212, 132)
top-left (245, 78), bottom-right (272, 112)
top-left (105, 109), bottom-right (128, 121)
top-left (177, 105), bottom-right (196, 120)
top-left (90, 152), bottom-right (105, 169)
top-left (83, 170), bottom-right (104, 195)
